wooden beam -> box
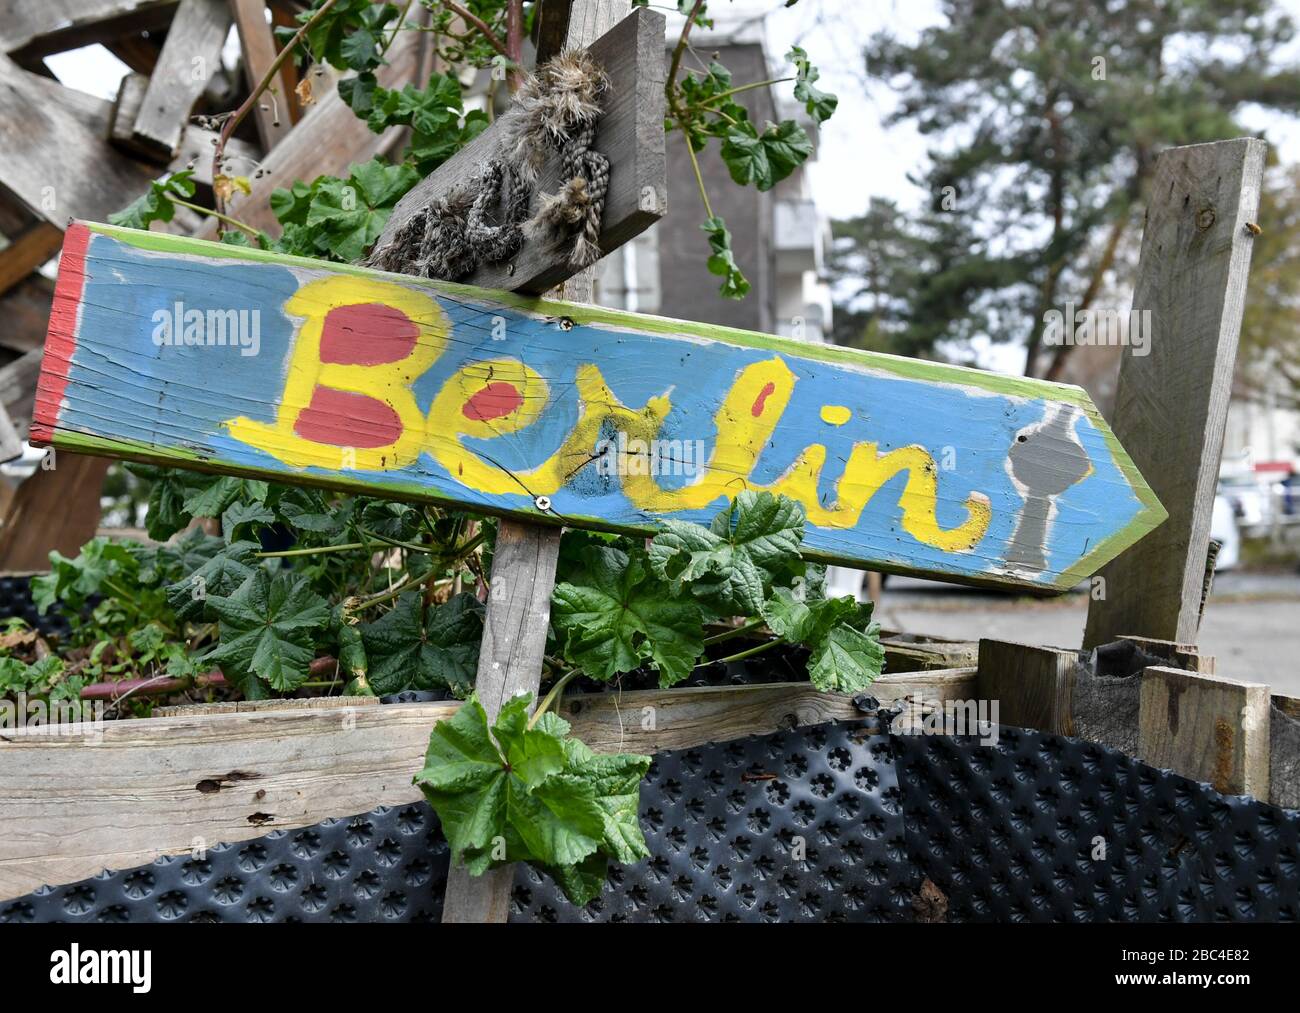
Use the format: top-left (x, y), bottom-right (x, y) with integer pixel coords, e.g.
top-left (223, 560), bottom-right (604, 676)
top-left (229, 0), bottom-right (291, 151)
top-left (108, 71), bottom-right (149, 149)
top-left (0, 274), bottom-right (56, 357)
top-left (1270, 693), bottom-right (1300, 810)
top-left (0, 671), bottom-right (972, 903)
top-left (0, 222), bottom-right (61, 298)
top-left (194, 22), bottom-right (424, 238)
top-left (0, 349), bottom-right (42, 438)
top-left (0, 402), bottom-right (21, 463)
top-left (1139, 666), bottom-right (1270, 797)
top-left (0, 452), bottom-right (110, 571)
top-left (32, 222), bottom-right (1165, 588)
top-left (440, 0), bottom-right (639, 926)
top-left (976, 639), bottom-right (1076, 736)
top-left (127, 0), bottom-right (233, 161)
top-left (1084, 138), bottom-right (1267, 648)
top-left (376, 5), bottom-right (668, 296)
top-left (1117, 634), bottom-right (1214, 674)
top-left (0, 1), bottom-right (178, 63)
top-left (0, 54), bottom-right (158, 224)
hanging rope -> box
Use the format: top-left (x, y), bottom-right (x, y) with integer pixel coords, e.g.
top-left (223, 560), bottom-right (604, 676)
top-left (367, 49), bottom-right (611, 281)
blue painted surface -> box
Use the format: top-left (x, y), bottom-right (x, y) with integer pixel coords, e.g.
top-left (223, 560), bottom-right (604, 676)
top-left (56, 233), bottom-right (1147, 584)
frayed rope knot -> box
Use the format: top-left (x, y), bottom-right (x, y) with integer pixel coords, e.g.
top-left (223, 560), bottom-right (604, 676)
top-left (366, 49), bottom-right (610, 281)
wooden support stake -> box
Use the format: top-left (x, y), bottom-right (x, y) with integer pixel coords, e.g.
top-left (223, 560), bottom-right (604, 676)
top-left (1138, 666), bottom-right (1270, 797)
top-left (976, 639), bottom-right (1077, 736)
top-left (128, 0), bottom-right (233, 161)
top-left (439, 0), bottom-right (632, 924)
top-left (1084, 138), bottom-right (1267, 648)
top-left (229, 0), bottom-right (292, 152)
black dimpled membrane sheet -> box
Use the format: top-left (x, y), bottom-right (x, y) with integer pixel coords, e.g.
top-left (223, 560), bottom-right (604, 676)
top-left (0, 575), bottom-right (76, 642)
top-left (895, 726), bottom-right (1300, 922)
top-left (4, 719), bottom-right (1298, 923)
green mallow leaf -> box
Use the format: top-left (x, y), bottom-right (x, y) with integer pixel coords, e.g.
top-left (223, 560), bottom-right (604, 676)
top-left (205, 569), bottom-right (330, 693)
top-left (807, 620), bottom-right (885, 694)
top-left (649, 490), bottom-right (805, 617)
top-left (165, 540), bottom-right (260, 623)
top-left (107, 170), bottom-right (196, 231)
top-left (415, 692), bottom-right (649, 903)
top-left (700, 215), bottom-right (750, 299)
top-left (788, 45), bottom-right (838, 123)
top-left (552, 546), bottom-right (705, 688)
top-left (358, 591), bottom-right (483, 696)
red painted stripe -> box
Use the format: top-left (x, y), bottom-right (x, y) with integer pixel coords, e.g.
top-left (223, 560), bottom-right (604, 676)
top-left (29, 222), bottom-right (91, 446)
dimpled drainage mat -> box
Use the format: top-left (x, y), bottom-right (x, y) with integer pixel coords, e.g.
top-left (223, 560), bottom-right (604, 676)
top-left (0, 575), bottom-right (75, 642)
top-left (895, 726), bottom-right (1300, 922)
top-left (2, 718), bottom-right (915, 924)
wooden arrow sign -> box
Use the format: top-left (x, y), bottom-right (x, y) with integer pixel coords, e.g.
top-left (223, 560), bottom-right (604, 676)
top-left (31, 222), bottom-right (1165, 590)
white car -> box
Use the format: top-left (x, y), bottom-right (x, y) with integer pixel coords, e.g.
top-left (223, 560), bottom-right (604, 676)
top-left (1210, 492), bottom-right (1240, 570)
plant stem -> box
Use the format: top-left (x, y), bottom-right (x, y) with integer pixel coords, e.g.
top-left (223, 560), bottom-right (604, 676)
top-left (257, 541), bottom-right (368, 558)
top-left (703, 618), bottom-right (765, 646)
top-left (702, 77), bottom-right (794, 105)
top-left (440, 0), bottom-right (511, 60)
top-left (381, 0), bottom-right (415, 57)
top-left (700, 637), bottom-right (781, 669)
top-left (527, 668), bottom-right (581, 729)
top-left (667, 0), bottom-right (707, 98)
top-left (212, 0), bottom-right (343, 224)
top-left (685, 137), bottom-right (714, 219)
top-left (172, 197), bottom-right (261, 237)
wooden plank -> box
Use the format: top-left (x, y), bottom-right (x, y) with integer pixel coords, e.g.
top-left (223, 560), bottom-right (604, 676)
top-left (30, 222), bottom-right (1166, 589)
top-left (880, 635), bottom-right (979, 673)
top-left (194, 22), bottom-right (423, 238)
top-left (1084, 138), bottom-right (1267, 648)
top-left (0, 0), bottom-right (178, 62)
top-left (1117, 635), bottom-right (1214, 674)
top-left (0, 401), bottom-right (20, 463)
top-left (0, 274), bottom-right (56, 357)
top-left (128, 0), bottom-right (233, 160)
top-left (0, 452), bottom-right (110, 570)
top-left (0, 673), bottom-right (970, 902)
top-left (375, 6), bottom-right (667, 296)
top-left (229, 0), bottom-right (291, 152)
top-left (1270, 694), bottom-right (1300, 810)
top-left (1139, 666), bottom-right (1270, 797)
top-left (108, 71), bottom-right (149, 149)
top-left (0, 222), bottom-right (61, 298)
top-left (976, 639), bottom-right (1077, 735)
top-left (0, 54), bottom-right (158, 224)
top-left (0, 349), bottom-right (42, 438)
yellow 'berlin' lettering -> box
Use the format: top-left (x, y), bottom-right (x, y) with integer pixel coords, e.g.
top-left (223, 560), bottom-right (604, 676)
top-left (225, 279), bottom-right (991, 552)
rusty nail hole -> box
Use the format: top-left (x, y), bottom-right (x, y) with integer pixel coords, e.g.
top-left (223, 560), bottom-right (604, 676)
top-left (1196, 207), bottom-right (1215, 230)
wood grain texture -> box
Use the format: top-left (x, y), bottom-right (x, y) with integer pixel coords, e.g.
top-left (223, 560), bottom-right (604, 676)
top-left (977, 639), bottom-right (1077, 736)
top-left (0, 223), bottom-right (62, 298)
top-left (377, 6), bottom-right (667, 296)
top-left (32, 222), bottom-right (1165, 589)
top-left (0, 349), bottom-right (42, 437)
top-left (1117, 635), bottom-right (1214, 674)
top-left (1138, 665), bottom-right (1270, 797)
top-left (0, 0), bottom-right (178, 62)
top-left (108, 71), bottom-right (149, 148)
top-left (0, 452), bottom-right (110, 570)
top-left (0, 400), bottom-right (20, 463)
top-left (1270, 697), bottom-right (1300, 810)
top-left (439, 0), bottom-right (635, 926)
top-left (229, 0), bottom-right (291, 152)
top-left (1084, 138), bottom-right (1267, 648)
top-left (128, 0), bottom-right (233, 160)
top-left (194, 23), bottom-right (423, 238)
top-left (0, 671), bottom-right (960, 902)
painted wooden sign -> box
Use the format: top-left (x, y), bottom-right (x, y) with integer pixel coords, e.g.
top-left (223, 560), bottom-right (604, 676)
top-left (32, 222), bottom-right (1165, 590)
